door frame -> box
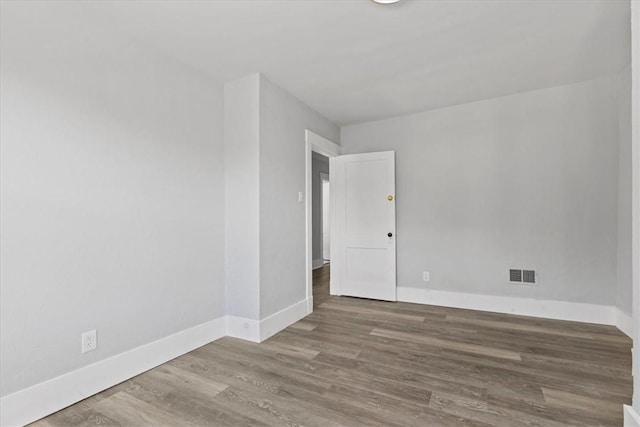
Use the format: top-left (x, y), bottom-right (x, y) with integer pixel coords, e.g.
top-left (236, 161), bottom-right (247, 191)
top-left (305, 130), bottom-right (341, 313)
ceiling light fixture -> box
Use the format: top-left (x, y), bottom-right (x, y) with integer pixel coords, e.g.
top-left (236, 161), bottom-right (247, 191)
top-left (371, 0), bottom-right (400, 4)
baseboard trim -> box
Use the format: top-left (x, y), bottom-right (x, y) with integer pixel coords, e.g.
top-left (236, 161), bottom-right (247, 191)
top-left (625, 405), bottom-right (640, 427)
top-left (0, 316), bottom-right (226, 427)
top-left (225, 315), bottom-right (261, 343)
top-left (615, 308), bottom-right (634, 338)
top-left (312, 259), bottom-right (324, 269)
top-left (260, 298), bottom-right (310, 341)
top-left (225, 298), bottom-right (311, 343)
top-left (397, 287), bottom-right (630, 336)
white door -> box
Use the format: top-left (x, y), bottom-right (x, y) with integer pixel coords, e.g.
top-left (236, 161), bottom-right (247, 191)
top-left (333, 151), bottom-right (396, 301)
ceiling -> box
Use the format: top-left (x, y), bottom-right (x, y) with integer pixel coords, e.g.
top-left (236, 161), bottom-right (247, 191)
top-left (18, 1), bottom-right (636, 126)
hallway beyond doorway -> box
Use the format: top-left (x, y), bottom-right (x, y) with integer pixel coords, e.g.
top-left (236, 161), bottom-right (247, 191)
top-left (313, 264), bottom-right (330, 308)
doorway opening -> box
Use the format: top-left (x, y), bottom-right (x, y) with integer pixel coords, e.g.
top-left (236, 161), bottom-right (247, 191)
top-left (312, 153), bottom-right (331, 307)
top-left (304, 130), bottom-right (397, 311)
top-left (305, 130), bottom-right (340, 314)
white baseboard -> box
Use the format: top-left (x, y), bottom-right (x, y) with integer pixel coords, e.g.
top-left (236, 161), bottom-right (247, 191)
top-left (260, 298), bottom-right (310, 341)
top-left (397, 287), bottom-right (631, 336)
top-left (615, 308), bottom-right (634, 338)
top-left (625, 405), bottom-right (640, 427)
top-left (225, 315), bottom-right (261, 343)
top-left (0, 316), bottom-right (226, 427)
top-left (312, 259), bottom-right (324, 269)
top-left (225, 298), bottom-right (311, 343)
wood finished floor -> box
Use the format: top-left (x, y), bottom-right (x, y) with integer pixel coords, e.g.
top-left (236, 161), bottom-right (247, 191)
top-left (33, 264), bottom-right (632, 426)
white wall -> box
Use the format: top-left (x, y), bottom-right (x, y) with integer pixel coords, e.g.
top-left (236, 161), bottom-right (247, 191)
top-left (617, 65), bottom-right (633, 316)
top-left (312, 154), bottom-right (330, 263)
top-left (224, 74), bottom-right (261, 320)
top-left (341, 76), bottom-right (620, 306)
top-left (0, 2), bottom-right (226, 398)
top-left (259, 76), bottom-right (340, 318)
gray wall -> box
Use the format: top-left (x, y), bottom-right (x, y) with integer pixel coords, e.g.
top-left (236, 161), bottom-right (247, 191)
top-left (617, 66), bottom-right (633, 315)
top-left (222, 74), bottom-right (339, 322)
top-left (259, 76), bottom-right (340, 318)
top-left (312, 154), bottom-right (330, 263)
top-left (0, 2), bottom-right (226, 397)
top-left (341, 76), bottom-right (620, 306)
top-left (224, 74), bottom-right (261, 320)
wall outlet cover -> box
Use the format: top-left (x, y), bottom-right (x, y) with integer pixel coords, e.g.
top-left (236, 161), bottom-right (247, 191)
top-left (81, 330), bottom-right (97, 354)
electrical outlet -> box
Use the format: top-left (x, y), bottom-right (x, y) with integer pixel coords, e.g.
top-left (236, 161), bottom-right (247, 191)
top-left (81, 330), bottom-right (97, 353)
top-left (422, 271), bottom-right (430, 282)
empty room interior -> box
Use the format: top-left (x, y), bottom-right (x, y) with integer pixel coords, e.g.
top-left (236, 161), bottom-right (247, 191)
top-left (1, 0), bottom-right (639, 426)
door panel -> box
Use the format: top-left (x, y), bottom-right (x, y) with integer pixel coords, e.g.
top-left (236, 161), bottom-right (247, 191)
top-left (334, 151), bottom-right (396, 301)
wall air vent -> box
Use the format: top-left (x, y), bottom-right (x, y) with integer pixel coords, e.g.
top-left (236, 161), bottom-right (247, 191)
top-left (523, 270), bottom-right (536, 283)
top-left (509, 269), bottom-right (522, 282)
top-left (510, 269), bottom-right (537, 284)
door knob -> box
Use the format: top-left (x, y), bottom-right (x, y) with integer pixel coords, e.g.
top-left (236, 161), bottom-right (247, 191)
top-left (388, 232), bottom-right (393, 237)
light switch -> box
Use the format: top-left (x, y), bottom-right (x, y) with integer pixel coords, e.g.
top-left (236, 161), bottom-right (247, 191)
top-left (298, 192), bottom-right (304, 202)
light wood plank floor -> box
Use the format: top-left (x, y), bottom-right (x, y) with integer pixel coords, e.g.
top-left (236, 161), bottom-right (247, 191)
top-left (33, 264), bottom-right (632, 426)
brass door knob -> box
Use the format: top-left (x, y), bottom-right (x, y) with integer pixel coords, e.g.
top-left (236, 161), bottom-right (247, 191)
top-left (387, 195), bottom-right (394, 201)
